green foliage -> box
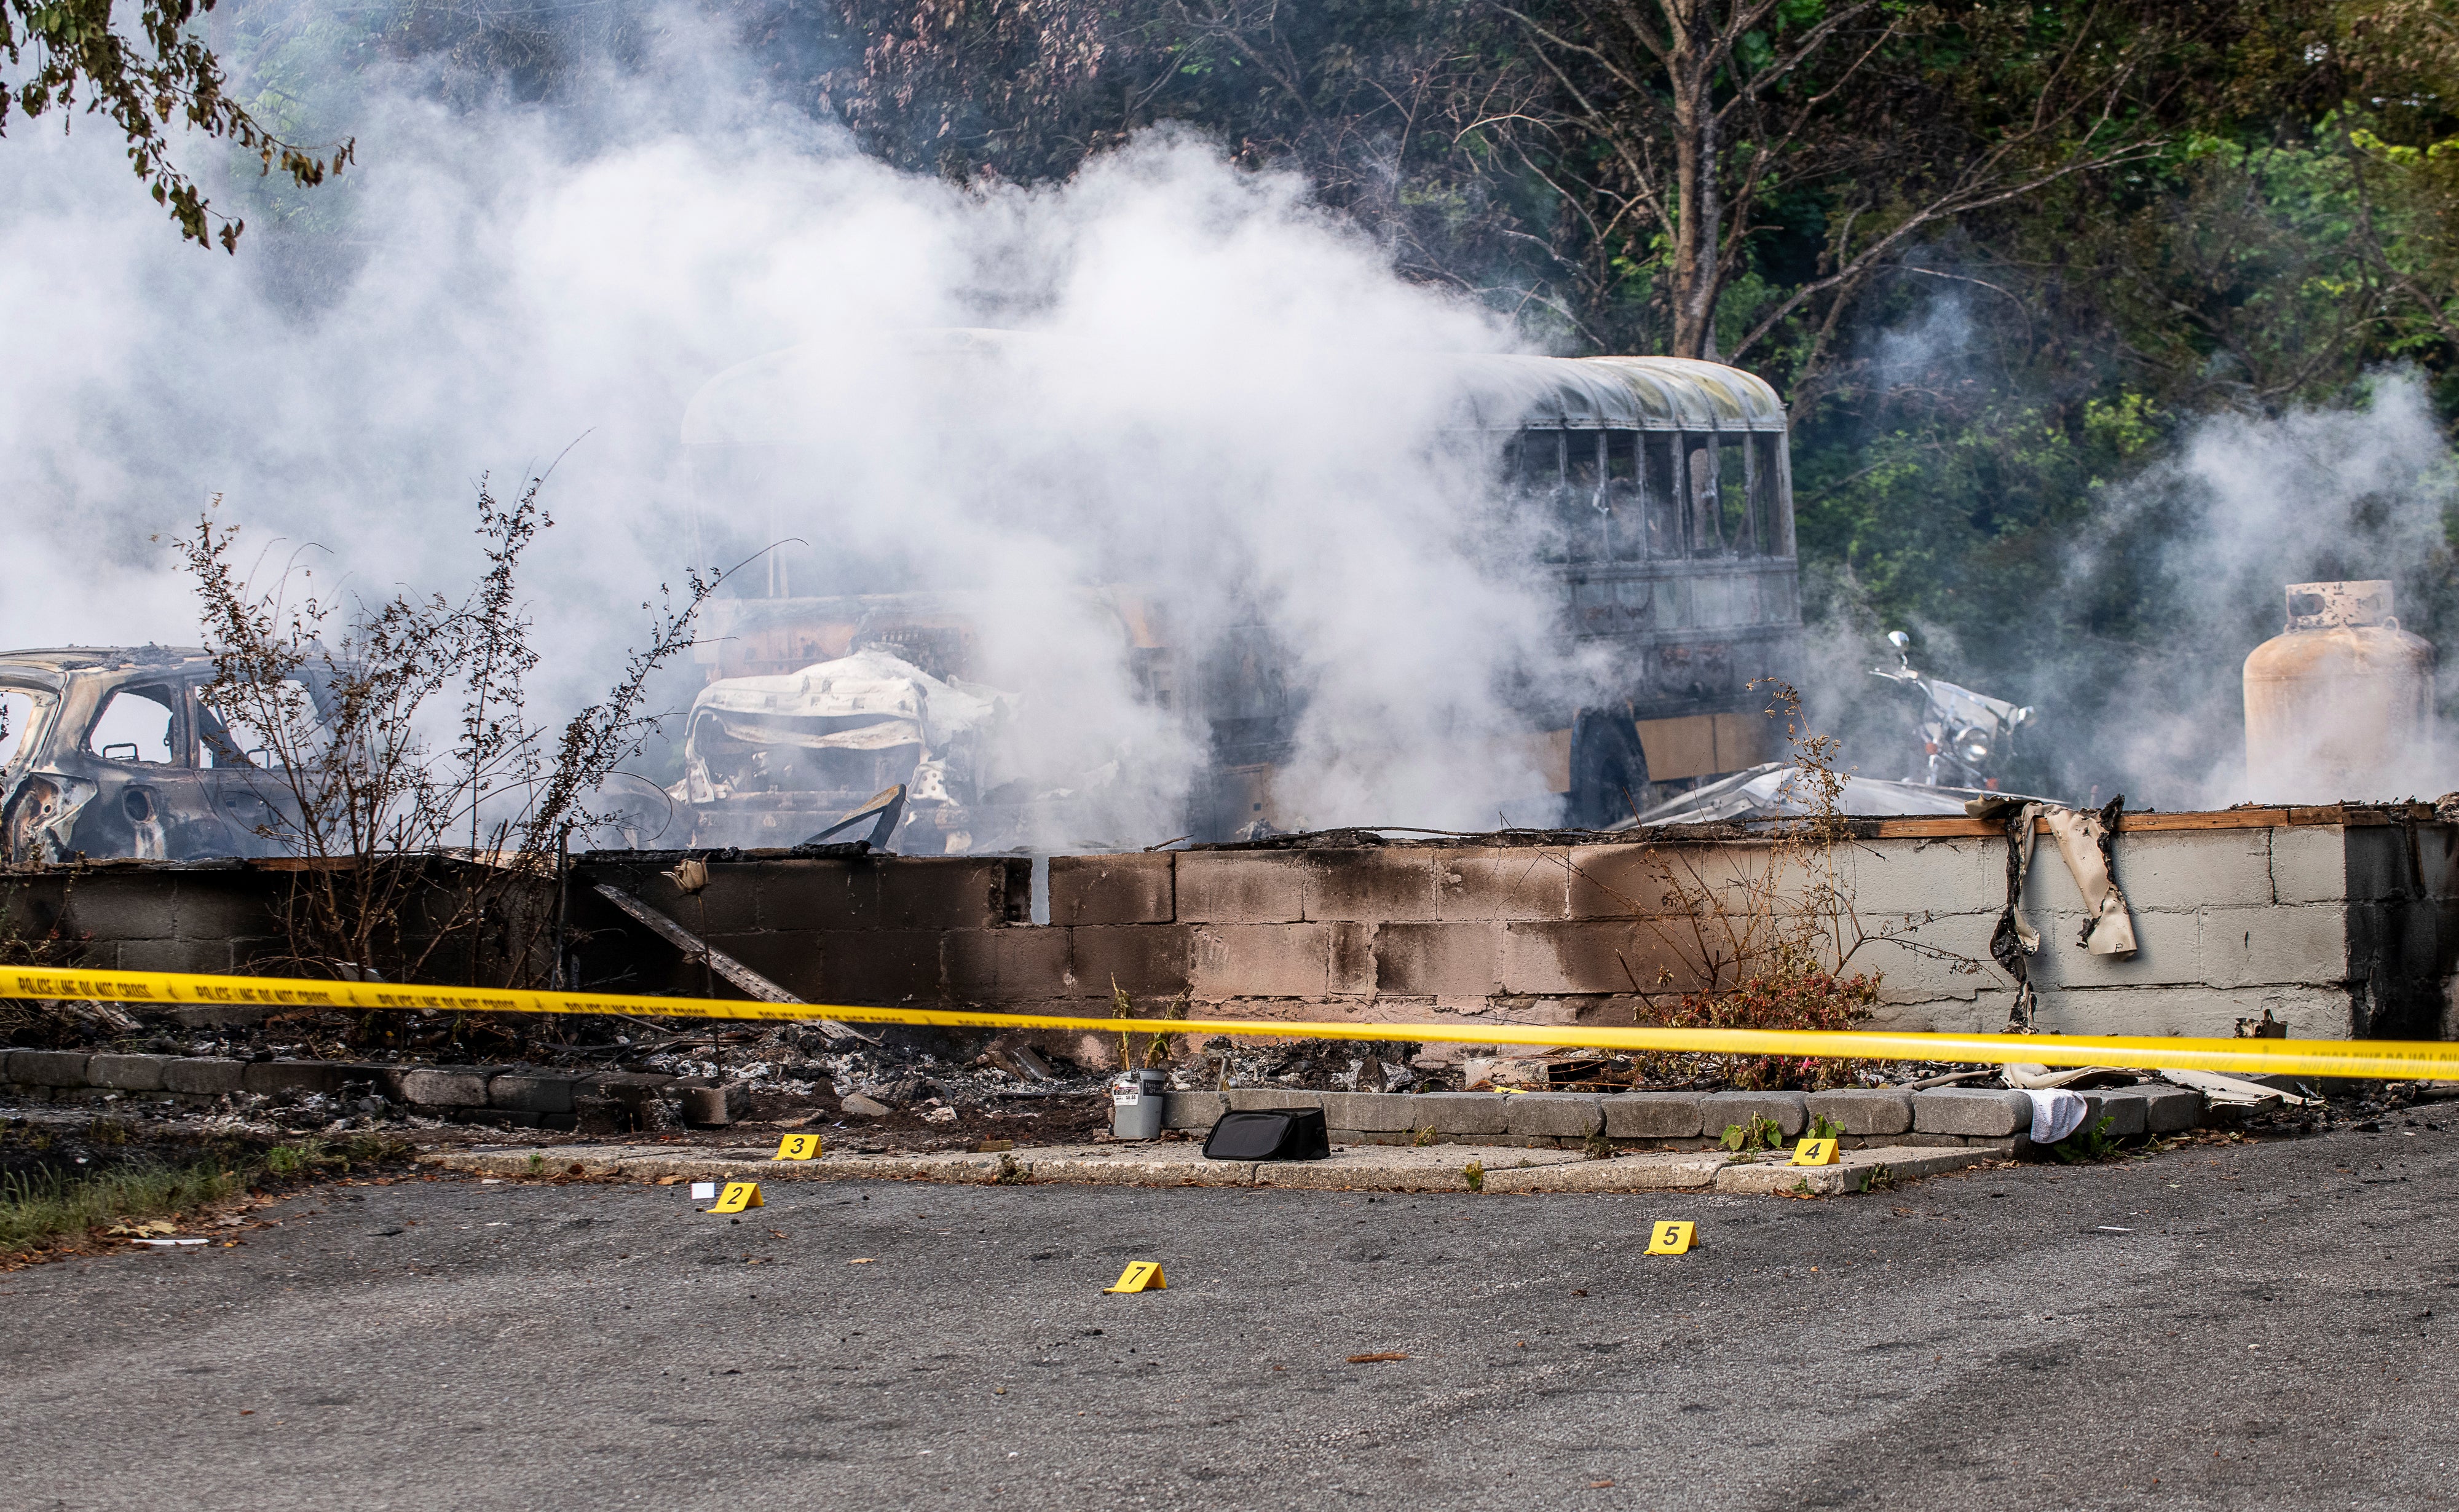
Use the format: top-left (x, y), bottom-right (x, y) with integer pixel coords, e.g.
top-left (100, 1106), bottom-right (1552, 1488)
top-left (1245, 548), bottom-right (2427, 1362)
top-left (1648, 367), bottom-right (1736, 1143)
top-left (1462, 1158), bottom-right (1485, 1192)
top-left (0, 0), bottom-right (352, 250)
top-left (1720, 1115), bottom-right (1785, 1152)
top-left (2051, 1114), bottom-right (2123, 1163)
top-left (0, 1160), bottom-right (242, 1254)
top-left (1807, 1112), bottom-right (1844, 1142)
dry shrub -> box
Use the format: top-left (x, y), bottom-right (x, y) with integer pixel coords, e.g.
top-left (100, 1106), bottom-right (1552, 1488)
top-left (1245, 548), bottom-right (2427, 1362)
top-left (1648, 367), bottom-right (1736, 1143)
top-left (1636, 945), bottom-right (1880, 1090)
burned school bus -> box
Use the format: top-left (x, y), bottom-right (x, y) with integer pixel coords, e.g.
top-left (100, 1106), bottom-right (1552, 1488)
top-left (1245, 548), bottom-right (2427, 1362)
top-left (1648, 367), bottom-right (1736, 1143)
top-left (672, 333), bottom-right (1801, 849)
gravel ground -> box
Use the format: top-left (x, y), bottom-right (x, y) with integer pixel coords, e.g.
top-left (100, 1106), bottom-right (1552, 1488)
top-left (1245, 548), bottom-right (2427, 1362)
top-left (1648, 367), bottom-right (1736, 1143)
top-left (2, 1119), bottom-right (2453, 1511)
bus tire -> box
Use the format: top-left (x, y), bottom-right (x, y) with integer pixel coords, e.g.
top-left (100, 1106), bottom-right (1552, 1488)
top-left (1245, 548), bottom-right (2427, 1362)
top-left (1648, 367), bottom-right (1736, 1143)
top-left (1567, 709), bottom-right (1651, 829)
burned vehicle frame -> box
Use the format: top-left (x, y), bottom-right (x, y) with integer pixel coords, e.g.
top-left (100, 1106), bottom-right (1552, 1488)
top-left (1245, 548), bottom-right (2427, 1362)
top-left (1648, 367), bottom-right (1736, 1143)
top-left (0, 646), bottom-right (328, 864)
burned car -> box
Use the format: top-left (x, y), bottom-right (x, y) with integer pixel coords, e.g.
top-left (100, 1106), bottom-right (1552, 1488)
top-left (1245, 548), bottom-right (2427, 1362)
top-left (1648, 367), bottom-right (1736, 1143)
top-left (671, 647), bottom-right (1021, 852)
top-left (0, 646), bottom-right (318, 863)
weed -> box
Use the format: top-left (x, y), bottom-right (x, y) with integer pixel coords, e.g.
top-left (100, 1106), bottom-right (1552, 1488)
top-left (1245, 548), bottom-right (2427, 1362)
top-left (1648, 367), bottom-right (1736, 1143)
top-left (993, 1152), bottom-right (1027, 1185)
top-left (1109, 980), bottom-right (1192, 1069)
top-left (264, 1136), bottom-right (337, 1176)
top-left (1720, 1116), bottom-right (1785, 1152)
top-left (1807, 1112), bottom-right (1844, 1142)
top-left (2051, 1115), bottom-right (2123, 1164)
top-left (1413, 1125), bottom-right (1437, 1147)
top-left (1583, 1130), bottom-right (1615, 1161)
top-left (0, 1162), bottom-right (245, 1256)
top-left (527, 1152), bottom-right (546, 1174)
top-left (1863, 1163), bottom-right (1898, 1192)
top-left (1463, 1160), bottom-right (1485, 1193)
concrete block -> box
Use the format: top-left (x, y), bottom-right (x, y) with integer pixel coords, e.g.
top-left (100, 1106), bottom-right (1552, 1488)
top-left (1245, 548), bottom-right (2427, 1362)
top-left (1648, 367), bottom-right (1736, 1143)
top-left (1913, 1087), bottom-right (2031, 1137)
top-left (1049, 853), bottom-right (1175, 926)
top-left (87, 1053), bottom-right (169, 1092)
top-left (1067, 924), bottom-right (1193, 999)
top-left (2079, 1089), bottom-right (2146, 1138)
top-left (1405, 1092), bottom-right (1509, 1135)
top-left (1713, 1144), bottom-right (1991, 1195)
top-left (812, 928), bottom-right (945, 1004)
top-left (1319, 1092), bottom-right (1420, 1132)
top-left (2199, 905), bottom-right (2347, 990)
top-left (164, 1057), bottom-right (244, 1095)
top-left (1370, 921), bottom-right (1500, 996)
top-left (1700, 1090), bottom-right (1807, 1140)
top-left (2268, 824), bottom-right (2347, 905)
top-left (1805, 1088), bottom-right (1914, 1136)
top-left (1164, 1091), bottom-right (1225, 1130)
top-left (945, 926), bottom-right (1072, 999)
top-left (113, 937), bottom-right (237, 975)
top-left (1328, 923), bottom-right (1375, 993)
top-left (9, 1050), bottom-right (90, 1087)
top-left (733, 858), bottom-right (870, 931)
top-left (1431, 848), bottom-right (1571, 922)
top-left (490, 1073), bottom-right (578, 1115)
top-left (677, 1084), bottom-right (749, 1127)
top-left (1305, 849), bottom-right (1439, 923)
top-left (2104, 829), bottom-right (2275, 912)
top-left (2120, 1084), bottom-right (2201, 1133)
top-left (1841, 838), bottom-right (2000, 919)
top-left (1502, 1092), bottom-right (1603, 1138)
top-left (873, 857), bottom-right (1022, 931)
top-left (1600, 1092), bottom-right (1703, 1139)
top-left (1190, 924), bottom-right (1330, 1000)
top-left (243, 1061), bottom-right (351, 1097)
top-left (394, 1068), bottom-right (492, 1108)
top-left (1224, 1089), bottom-right (1324, 1112)
top-left (1496, 921), bottom-right (1688, 996)
top-left (1174, 852), bottom-right (1306, 925)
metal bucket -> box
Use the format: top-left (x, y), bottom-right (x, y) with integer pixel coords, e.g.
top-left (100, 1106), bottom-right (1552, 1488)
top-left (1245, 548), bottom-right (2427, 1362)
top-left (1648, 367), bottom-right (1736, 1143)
top-left (1109, 1069), bottom-right (1171, 1140)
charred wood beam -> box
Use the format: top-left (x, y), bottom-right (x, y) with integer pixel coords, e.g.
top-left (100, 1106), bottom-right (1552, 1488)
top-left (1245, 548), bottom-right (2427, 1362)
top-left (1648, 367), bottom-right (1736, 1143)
top-left (589, 881), bottom-right (868, 1042)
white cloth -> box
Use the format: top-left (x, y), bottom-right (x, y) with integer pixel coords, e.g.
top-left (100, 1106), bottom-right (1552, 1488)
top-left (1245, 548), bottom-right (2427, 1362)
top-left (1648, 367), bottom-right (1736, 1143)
top-left (2021, 1088), bottom-right (2089, 1144)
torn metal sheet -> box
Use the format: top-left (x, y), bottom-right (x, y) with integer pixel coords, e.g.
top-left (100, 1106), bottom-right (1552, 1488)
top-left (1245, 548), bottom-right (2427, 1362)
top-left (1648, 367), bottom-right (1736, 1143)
top-left (2042, 798), bottom-right (2137, 956)
top-left (1618, 762), bottom-right (2039, 825)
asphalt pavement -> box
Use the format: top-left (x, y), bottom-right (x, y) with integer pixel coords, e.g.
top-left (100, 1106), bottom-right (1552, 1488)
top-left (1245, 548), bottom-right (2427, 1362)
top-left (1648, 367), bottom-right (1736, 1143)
top-left (2, 1119), bottom-right (2453, 1511)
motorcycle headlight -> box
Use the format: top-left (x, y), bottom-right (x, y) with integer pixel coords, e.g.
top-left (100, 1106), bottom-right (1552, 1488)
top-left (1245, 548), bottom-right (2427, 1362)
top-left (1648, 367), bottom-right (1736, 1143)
top-left (1954, 728), bottom-right (1992, 765)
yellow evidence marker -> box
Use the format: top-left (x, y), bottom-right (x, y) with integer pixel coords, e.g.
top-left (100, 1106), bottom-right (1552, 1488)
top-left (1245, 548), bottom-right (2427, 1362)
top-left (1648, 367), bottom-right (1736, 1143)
top-left (773, 1133), bottom-right (822, 1160)
top-left (1791, 1138), bottom-right (1841, 1167)
top-left (710, 1181), bottom-right (764, 1213)
top-left (1644, 1221), bottom-right (1695, 1255)
top-left (1105, 1261), bottom-right (1167, 1293)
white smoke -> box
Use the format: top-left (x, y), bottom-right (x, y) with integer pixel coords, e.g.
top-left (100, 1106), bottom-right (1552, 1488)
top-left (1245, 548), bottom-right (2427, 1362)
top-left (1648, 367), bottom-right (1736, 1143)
top-left (0, 13), bottom-right (1590, 844)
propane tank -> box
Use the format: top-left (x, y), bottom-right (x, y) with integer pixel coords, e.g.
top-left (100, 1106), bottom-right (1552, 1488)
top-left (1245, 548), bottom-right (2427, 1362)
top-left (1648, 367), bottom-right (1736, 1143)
top-left (2243, 580), bottom-right (2435, 801)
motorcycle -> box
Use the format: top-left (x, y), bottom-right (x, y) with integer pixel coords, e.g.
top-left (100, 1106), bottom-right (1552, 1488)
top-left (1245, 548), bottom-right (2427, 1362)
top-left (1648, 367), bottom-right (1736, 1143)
top-left (1869, 631), bottom-right (2034, 790)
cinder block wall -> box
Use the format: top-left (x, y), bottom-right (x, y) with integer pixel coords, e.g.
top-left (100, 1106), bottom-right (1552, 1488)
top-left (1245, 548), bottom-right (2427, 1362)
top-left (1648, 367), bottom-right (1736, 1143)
top-left (8, 808), bottom-right (2448, 1050)
top-left (566, 806), bottom-right (2458, 1049)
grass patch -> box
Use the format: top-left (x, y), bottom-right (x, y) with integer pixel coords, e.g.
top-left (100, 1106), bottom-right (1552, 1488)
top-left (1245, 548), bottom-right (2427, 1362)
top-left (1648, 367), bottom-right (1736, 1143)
top-left (0, 1161), bottom-right (247, 1256)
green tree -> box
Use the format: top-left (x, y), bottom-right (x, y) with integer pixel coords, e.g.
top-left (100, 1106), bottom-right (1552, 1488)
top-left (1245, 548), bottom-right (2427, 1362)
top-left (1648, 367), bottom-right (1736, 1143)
top-left (0, 0), bottom-right (352, 250)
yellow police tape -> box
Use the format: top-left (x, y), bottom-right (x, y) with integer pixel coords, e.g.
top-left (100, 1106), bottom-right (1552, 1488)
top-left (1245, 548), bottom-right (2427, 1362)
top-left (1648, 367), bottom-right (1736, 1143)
top-left (5, 963), bottom-right (2457, 1081)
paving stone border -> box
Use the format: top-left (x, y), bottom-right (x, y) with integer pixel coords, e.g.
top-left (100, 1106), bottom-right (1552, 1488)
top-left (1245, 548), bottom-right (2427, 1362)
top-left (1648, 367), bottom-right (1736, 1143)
top-left (0, 1049), bottom-right (687, 1132)
top-left (422, 1139), bottom-right (1997, 1196)
top-left (1165, 1086), bottom-right (2223, 1149)
top-left (0, 1050), bottom-right (2225, 1149)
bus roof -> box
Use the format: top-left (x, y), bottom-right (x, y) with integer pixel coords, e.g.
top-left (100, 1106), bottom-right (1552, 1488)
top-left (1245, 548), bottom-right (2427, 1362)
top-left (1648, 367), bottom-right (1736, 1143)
top-left (680, 330), bottom-right (1787, 446)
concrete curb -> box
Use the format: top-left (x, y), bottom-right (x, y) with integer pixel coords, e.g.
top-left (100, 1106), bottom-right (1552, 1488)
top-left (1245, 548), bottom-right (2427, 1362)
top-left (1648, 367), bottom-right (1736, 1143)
top-left (419, 1140), bottom-right (1992, 1197)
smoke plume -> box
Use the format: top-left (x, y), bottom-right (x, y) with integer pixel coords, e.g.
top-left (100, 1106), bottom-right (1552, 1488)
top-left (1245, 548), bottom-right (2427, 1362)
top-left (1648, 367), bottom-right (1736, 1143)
top-left (0, 10), bottom-right (1589, 846)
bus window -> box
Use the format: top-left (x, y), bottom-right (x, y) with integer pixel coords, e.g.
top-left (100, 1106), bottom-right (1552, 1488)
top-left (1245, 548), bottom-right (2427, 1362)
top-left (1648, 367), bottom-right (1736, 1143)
top-left (1687, 438), bottom-right (1723, 556)
top-left (1753, 433), bottom-right (1794, 556)
top-left (1643, 434), bottom-right (1682, 557)
top-left (1603, 431), bottom-right (1646, 561)
top-left (1719, 438), bottom-right (1756, 553)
